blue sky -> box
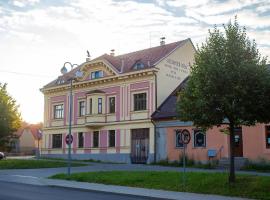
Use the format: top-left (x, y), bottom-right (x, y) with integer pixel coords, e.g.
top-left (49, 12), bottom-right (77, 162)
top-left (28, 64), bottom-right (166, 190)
top-left (0, 0), bottom-right (269, 123)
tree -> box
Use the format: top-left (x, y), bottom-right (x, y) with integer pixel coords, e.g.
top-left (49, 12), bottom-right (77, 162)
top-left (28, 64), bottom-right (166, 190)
top-left (177, 17), bottom-right (270, 183)
top-left (0, 83), bottom-right (21, 150)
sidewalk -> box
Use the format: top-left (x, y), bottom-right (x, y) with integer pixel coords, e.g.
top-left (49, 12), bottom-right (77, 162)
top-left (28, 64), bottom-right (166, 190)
top-left (0, 174), bottom-right (250, 200)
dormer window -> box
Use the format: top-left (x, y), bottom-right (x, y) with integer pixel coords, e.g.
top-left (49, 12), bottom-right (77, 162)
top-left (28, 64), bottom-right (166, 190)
top-left (56, 79), bottom-right (65, 84)
top-left (133, 61), bottom-right (145, 70)
top-left (91, 71), bottom-right (103, 79)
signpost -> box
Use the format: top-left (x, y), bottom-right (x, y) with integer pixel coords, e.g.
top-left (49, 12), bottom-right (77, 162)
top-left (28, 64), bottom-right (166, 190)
top-left (37, 129), bottom-right (43, 159)
top-left (65, 135), bottom-right (73, 145)
top-left (180, 129), bottom-right (191, 189)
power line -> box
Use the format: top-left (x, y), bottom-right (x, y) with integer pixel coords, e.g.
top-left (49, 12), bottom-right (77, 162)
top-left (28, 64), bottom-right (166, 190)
top-left (0, 69), bottom-right (55, 78)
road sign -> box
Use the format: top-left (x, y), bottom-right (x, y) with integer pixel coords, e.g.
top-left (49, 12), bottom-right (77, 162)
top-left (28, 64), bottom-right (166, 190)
top-left (180, 129), bottom-right (191, 144)
top-left (180, 129), bottom-right (190, 189)
top-left (65, 135), bottom-right (73, 145)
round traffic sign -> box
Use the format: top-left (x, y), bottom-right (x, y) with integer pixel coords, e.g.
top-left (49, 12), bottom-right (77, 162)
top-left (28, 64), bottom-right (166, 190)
top-left (180, 129), bottom-right (191, 144)
top-left (65, 135), bottom-right (73, 145)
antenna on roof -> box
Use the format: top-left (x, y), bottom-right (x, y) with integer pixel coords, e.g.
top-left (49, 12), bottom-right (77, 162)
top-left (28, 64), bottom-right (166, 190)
top-left (86, 50), bottom-right (91, 61)
top-left (160, 37), bottom-right (165, 46)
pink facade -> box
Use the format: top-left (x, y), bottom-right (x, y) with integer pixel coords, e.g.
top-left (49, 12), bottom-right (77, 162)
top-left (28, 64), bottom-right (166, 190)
top-left (163, 123), bottom-right (270, 162)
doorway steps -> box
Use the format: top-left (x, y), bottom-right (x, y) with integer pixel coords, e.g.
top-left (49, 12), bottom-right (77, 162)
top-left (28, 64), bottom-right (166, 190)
top-left (218, 157), bottom-right (248, 170)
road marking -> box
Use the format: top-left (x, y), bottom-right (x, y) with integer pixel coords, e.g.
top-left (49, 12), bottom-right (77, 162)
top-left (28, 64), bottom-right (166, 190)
top-left (11, 175), bottom-right (39, 179)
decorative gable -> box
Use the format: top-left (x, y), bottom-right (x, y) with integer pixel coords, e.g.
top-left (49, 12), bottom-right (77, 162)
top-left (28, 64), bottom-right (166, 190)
top-left (79, 60), bottom-right (118, 81)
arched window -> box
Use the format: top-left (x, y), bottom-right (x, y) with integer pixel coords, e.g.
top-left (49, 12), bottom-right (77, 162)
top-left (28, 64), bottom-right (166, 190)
top-left (175, 129), bottom-right (183, 148)
top-left (194, 130), bottom-right (206, 147)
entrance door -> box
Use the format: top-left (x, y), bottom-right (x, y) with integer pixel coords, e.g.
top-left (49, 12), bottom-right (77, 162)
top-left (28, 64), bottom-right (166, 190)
top-left (131, 128), bottom-right (149, 164)
top-left (234, 127), bottom-right (243, 157)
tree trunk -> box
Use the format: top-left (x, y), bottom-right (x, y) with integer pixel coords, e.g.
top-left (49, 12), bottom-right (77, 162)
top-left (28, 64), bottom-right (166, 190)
top-left (229, 123), bottom-right (235, 183)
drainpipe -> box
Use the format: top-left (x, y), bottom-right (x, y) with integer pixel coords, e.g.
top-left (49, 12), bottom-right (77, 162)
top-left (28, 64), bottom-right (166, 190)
top-left (151, 72), bottom-right (158, 163)
top-left (151, 119), bottom-right (157, 163)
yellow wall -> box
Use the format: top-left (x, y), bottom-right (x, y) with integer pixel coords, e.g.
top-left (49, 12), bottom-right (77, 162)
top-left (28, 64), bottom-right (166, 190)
top-left (156, 40), bottom-right (195, 106)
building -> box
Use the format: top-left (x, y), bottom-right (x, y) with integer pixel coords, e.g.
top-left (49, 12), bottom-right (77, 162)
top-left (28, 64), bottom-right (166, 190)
top-left (11, 123), bottom-right (43, 155)
top-left (40, 38), bottom-right (196, 163)
top-left (152, 75), bottom-right (270, 164)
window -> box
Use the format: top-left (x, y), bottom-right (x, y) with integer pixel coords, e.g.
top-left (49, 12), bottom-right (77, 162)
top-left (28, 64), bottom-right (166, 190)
top-left (79, 101), bottom-right (85, 116)
top-left (134, 93), bottom-right (147, 111)
top-left (89, 98), bottom-right (92, 114)
top-left (91, 71), bottom-right (103, 79)
top-left (109, 130), bottom-right (116, 147)
top-left (52, 134), bottom-right (62, 148)
top-left (194, 130), bottom-right (206, 147)
top-left (78, 132), bottom-right (84, 148)
top-left (133, 62), bottom-right (145, 70)
top-left (54, 104), bottom-right (64, 119)
top-left (93, 131), bottom-right (99, 148)
top-left (109, 97), bottom-right (115, 113)
top-left (175, 129), bottom-right (183, 148)
top-left (98, 98), bottom-right (102, 114)
top-left (266, 126), bottom-right (270, 149)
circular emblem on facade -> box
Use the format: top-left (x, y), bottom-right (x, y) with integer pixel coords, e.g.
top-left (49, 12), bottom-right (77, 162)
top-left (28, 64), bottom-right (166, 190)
top-left (65, 135), bottom-right (73, 145)
top-left (180, 129), bottom-right (191, 144)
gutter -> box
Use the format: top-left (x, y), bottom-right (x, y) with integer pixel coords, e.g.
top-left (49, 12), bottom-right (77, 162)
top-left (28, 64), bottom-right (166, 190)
top-left (151, 72), bottom-right (158, 163)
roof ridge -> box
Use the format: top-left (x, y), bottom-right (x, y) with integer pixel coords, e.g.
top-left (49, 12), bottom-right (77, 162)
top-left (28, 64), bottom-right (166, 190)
top-left (115, 39), bottom-right (188, 58)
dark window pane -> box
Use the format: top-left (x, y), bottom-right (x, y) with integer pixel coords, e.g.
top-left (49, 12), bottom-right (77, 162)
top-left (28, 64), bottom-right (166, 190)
top-left (134, 93), bottom-right (146, 111)
top-left (54, 104), bottom-right (64, 119)
top-left (109, 130), bottom-right (115, 147)
top-left (52, 134), bottom-right (62, 148)
top-left (98, 98), bottom-right (102, 114)
top-left (109, 97), bottom-right (115, 113)
top-left (78, 132), bottom-right (84, 148)
top-left (175, 130), bottom-right (183, 148)
top-left (266, 126), bottom-right (270, 148)
top-left (194, 130), bottom-right (206, 147)
top-left (89, 98), bottom-right (92, 114)
top-left (93, 131), bottom-right (99, 148)
top-left (79, 101), bottom-right (85, 116)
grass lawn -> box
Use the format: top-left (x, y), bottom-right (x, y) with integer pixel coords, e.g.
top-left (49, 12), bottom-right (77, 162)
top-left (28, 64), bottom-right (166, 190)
top-left (0, 159), bottom-right (86, 169)
top-left (51, 171), bottom-right (270, 200)
top-left (241, 162), bottom-right (270, 173)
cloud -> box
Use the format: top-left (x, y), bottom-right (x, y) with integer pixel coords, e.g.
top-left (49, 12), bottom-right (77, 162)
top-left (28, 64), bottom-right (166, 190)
top-left (0, 0), bottom-right (269, 122)
top-left (11, 0), bottom-right (40, 7)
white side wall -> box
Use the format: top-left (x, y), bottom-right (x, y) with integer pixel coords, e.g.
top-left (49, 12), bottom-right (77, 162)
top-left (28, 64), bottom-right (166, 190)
top-left (156, 40), bottom-right (196, 106)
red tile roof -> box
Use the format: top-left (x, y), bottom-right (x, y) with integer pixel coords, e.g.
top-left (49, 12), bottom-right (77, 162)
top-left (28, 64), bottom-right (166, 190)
top-left (43, 39), bottom-right (190, 89)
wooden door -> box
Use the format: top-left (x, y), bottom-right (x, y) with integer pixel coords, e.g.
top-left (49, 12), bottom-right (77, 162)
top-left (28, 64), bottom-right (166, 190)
top-left (131, 128), bottom-right (149, 164)
top-left (234, 127), bottom-right (243, 157)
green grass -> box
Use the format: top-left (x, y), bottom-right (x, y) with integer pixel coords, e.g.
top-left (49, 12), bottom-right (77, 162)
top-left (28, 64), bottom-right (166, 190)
top-left (242, 162), bottom-right (270, 173)
top-left (0, 159), bottom-right (86, 169)
top-left (151, 159), bottom-right (218, 169)
top-left (51, 171), bottom-right (270, 200)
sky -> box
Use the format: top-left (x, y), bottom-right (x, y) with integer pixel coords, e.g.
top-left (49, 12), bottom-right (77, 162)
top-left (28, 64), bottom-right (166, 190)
top-left (0, 0), bottom-right (269, 123)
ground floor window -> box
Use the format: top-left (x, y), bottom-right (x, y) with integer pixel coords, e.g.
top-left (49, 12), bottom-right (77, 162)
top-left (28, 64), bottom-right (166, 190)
top-left (78, 132), bottom-right (84, 148)
top-left (93, 131), bottom-right (99, 148)
top-left (266, 126), bottom-right (270, 148)
top-left (109, 130), bottom-right (115, 147)
top-left (193, 130), bottom-right (206, 147)
top-left (52, 134), bottom-right (62, 148)
top-left (175, 129), bottom-right (183, 148)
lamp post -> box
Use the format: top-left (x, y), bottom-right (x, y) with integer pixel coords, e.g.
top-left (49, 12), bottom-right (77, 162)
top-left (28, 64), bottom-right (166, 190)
top-left (60, 62), bottom-right (83, 176)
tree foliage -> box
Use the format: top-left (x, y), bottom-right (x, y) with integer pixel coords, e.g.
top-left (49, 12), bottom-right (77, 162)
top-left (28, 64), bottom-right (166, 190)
top-left (177, 17), bottom-right (270, 182)
top-left (0, 83), bottom-right (21, 146)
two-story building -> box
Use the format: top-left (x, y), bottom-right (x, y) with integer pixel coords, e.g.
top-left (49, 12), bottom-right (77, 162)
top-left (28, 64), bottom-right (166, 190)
top-left (40, 38), bottom-right (196, 163)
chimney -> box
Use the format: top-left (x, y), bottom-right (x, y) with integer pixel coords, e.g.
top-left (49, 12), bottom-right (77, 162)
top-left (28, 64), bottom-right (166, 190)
top-left (110, 49), bottom-right (115, 56)
top-left (160, 37), bottom-right (165, 46)
top-left (86, 50), bottom-right (91, 61)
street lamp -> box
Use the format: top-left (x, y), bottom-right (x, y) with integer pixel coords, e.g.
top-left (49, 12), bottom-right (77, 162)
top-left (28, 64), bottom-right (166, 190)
top-left (61, 62), bottom-right (83, 176)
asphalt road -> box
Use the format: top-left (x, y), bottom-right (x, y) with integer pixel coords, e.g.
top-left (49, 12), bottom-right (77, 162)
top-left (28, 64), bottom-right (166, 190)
top-left (0, 181), bottom-right (164, 200)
